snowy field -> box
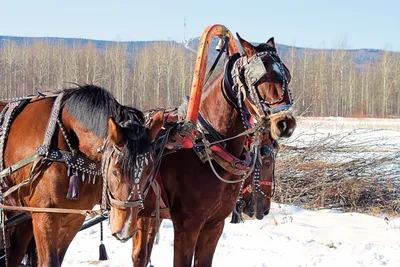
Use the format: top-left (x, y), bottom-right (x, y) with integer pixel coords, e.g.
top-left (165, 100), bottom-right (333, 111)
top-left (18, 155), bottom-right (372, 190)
top-left (64, 117), bottom-right (400, 267)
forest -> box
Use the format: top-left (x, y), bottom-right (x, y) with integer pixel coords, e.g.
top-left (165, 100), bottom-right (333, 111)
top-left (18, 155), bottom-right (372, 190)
top-left (0, 38), bottom-right (399, 117)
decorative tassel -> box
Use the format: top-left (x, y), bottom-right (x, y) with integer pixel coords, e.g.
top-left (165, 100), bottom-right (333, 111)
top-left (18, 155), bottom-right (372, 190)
top-left (99, 222), bottom-right (108, 261)
top-left (230, 200), bottom-right (244, 224)
top-left (66, 174), bottom-right (79, 200)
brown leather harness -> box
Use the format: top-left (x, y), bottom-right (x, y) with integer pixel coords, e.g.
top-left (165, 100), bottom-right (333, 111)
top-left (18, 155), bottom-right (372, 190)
top-left (0, 93), bottom-right (148, 217)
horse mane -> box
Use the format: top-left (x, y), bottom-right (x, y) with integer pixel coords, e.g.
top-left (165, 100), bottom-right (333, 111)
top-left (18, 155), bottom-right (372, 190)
top-left (255, 43), bottom-right (277, 53)
top-left (60, 84), bottom-right (148, 177)
top-left (61, 84), bottom-right (144, 138)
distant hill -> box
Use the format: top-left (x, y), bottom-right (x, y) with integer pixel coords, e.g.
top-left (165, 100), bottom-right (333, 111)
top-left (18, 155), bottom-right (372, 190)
top-left (0, 35), bottom-right (389, 67)
top-left (0, 35), bottom-right (172, 53)
top-left (185, 38), bottom-right (385, 67)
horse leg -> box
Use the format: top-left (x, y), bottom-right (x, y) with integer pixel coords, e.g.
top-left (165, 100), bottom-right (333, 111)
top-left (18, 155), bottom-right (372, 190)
top-left (145, 218), bottom-right (162, 265)
top-left (193, 220), bottom-right (224, 267)
top-left (132, 217), bottom-right (162, 267)
top-left (31, 213), bottom-right (61, 267)
top-left (26, 237), bottom-right (38, 267)
top-left (6, 220), bottom-right (33, 267)
top-left (57, 215), bottom-right (86, 264)
top-left (173, 219), bottom-right (202, 267)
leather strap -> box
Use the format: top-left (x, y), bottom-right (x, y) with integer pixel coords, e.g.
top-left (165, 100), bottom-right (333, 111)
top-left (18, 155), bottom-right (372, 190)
top-left (36, 93), bottom-right (64, 156)
top-left (0, 203), bottom-right (101, 217)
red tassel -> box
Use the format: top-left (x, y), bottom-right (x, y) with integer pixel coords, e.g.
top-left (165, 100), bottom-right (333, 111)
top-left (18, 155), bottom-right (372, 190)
top-left (66, 175), bottom-right (79, 199)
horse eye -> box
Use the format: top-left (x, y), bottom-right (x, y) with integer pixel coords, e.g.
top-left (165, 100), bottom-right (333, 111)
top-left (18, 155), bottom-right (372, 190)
top-left (112, 170), bottom-right (120, 177)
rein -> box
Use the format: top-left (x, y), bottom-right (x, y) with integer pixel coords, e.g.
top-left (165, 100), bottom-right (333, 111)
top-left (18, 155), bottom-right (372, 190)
top-left (0, 204), bottom-right (102, 217)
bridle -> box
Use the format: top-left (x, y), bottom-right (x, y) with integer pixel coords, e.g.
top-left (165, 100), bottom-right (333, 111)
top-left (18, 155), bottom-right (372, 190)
top-left (240, 143), bottom-right (276, 197)
top-left (98, 137), bottom-right (147, 211)
top-left (231, 142), bottom-right (277, 221)
top-left (97, 124), bottom-right (169, 212)
top-left (194, 43), bottom-right (294, 186)
top-left (230, 48), bottom-right (294, 123)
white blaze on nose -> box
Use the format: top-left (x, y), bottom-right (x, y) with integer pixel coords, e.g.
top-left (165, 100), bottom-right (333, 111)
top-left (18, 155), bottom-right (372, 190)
top-left (120, 209), bottom-right (132, 238)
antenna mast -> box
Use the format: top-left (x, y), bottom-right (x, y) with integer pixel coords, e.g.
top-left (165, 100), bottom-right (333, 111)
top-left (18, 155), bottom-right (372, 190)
top-left (184, 17), bottom-right (186, 41)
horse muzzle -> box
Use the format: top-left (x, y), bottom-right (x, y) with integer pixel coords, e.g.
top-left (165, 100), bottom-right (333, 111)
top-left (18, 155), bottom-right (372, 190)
top-left (112, 229), bottom-right (138, 243)
top-left (270, 112), bottom-right (296, 139)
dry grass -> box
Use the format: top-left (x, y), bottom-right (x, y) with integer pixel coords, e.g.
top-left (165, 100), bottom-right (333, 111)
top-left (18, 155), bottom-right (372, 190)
top-left (274, 142), bottom-right (400, 217)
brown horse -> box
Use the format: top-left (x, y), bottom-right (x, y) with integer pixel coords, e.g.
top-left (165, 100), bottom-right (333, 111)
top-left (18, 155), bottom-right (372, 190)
top-left (234, 131), bottom-right (278, 222)
top-left (0, 85), bottom-right (163, 266)
top-left (132, 34), bottom-right (296, 266)
top-left (131, 131), bottom-right (278, 266)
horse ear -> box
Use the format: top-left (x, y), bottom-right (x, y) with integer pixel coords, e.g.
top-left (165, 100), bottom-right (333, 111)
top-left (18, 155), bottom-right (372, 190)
top-left (236, 32), bottom-right (256, 58)
top-left (267, 37), bottom-right (275, 48)
top-left (147, 110), bottom-right (164, 141)
top-left (108, 117), bottom-right (124, 147)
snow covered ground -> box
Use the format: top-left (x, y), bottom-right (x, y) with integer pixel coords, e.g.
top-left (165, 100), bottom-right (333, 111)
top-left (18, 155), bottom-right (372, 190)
top-left (64, 203), bottom-right (400, 267)
top-left (64, 117), bottom-right (400, 267)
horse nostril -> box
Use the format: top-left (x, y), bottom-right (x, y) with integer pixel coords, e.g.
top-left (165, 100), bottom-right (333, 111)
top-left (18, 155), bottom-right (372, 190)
top-left (277, 120), bottom-right (287, 133)
top-left (263, 209), bottom-right (270, 216)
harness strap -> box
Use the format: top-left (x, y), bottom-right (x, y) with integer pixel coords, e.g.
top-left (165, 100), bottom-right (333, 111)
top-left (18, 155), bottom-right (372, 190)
top-left (0, 100), bottom-right (26, 172)
top-left (36, 93), bottom-right (64, 156)
top-left (0, 154), bottom-right (39, 180)
top-left (107, 190), bottom-right (144, 209)
top-left (150, 173), bottom-right (170, 219)
top-left (201, 132), bottom-right (260, 184)
top-left (0, 204), bottom-right (102, 217)
top-left (198, 111), bottom-right (225, 147)
top-left (208, 144), bottom-right (254, 176)
top-left (222, 53), bottom-right (242, 112)
top-left (203, 36), bottom-right (230, 86)
top-left (241, 181), bottom-right (273, 195)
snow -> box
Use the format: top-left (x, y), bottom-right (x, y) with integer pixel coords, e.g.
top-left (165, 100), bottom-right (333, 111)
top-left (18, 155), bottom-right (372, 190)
top-left (64, 203), bottom-right (400, 267)
top-left (63, 117), bottom-right (400, 267)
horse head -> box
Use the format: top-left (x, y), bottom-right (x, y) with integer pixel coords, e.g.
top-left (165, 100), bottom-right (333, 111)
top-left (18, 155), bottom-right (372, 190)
top-left (242, 131), bottom-right (278, 220)
top-left (235, 33), bottom-right (296, 140)
top-left (102, 110), bottom-right (164, 242)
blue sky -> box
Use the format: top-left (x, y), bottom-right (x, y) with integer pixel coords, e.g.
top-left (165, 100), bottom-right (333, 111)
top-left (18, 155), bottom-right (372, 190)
top-left (1, 0), bottom-right (399, 51)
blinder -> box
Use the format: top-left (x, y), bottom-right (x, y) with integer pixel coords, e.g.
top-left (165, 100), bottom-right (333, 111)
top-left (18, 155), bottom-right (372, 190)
top-left (244, 53), bottom-right (268, 87)
top-left (234, 50), bottom-right (293, 119)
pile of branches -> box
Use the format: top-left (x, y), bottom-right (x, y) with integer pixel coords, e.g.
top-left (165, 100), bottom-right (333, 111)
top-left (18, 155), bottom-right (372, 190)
top-left (274, 133), bottom-right (400, 216)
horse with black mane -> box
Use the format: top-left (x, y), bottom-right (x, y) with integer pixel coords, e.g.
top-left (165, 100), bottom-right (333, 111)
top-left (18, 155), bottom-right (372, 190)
top-left (0, 85), bottom-right (163, 266)
top-left (132, 130), bottom-right (279, 266)
top-left (131, 34), bottom-right (296, 266)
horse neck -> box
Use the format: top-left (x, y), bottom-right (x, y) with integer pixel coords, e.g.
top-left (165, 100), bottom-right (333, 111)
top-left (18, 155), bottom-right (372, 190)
top-left (199, 73), bottom-right (245, 157)
top-left (61, 109), bottom-right (103, 162)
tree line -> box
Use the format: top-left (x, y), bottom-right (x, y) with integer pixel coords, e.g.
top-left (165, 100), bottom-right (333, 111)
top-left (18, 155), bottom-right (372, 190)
top-left (0, 39), bottom-right (398, 117)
